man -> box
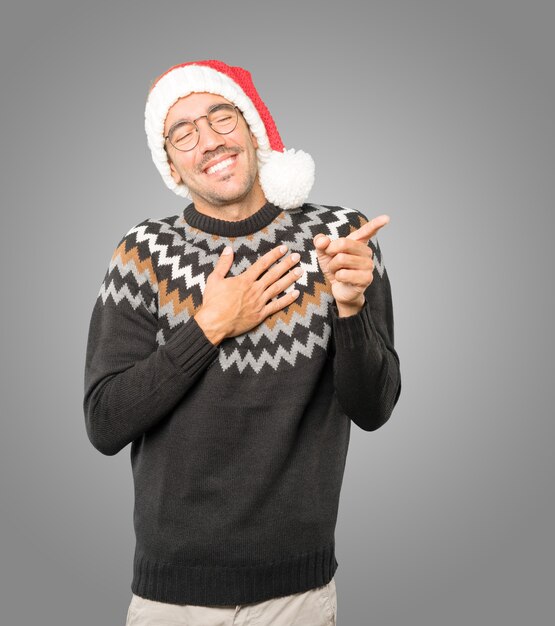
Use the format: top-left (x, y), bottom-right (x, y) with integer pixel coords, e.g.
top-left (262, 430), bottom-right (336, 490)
top-left (83, 59), bottom-right (401, 625)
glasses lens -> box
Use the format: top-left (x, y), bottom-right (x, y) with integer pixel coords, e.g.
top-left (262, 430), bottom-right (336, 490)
top-left (208, 105), bottom-right (238, 134)
top-left (169, 122), bottom-right (197, 151)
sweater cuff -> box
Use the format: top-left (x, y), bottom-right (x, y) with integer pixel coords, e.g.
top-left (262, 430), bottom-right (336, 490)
top-left (163, 316), bottom-right (220, 377)
top-left (331, 299), bottom-right (379, 349)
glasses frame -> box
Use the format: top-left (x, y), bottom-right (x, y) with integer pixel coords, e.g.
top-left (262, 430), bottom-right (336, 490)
top-left (164, 104), bottom-right (240, 152)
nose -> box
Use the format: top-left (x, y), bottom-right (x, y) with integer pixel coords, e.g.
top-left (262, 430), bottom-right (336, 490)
top-left (195, 117), bottom-right (225, 153)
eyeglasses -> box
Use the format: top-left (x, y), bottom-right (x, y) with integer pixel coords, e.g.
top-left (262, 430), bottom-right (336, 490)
top-left (164, 104), bottom-right (240, 152)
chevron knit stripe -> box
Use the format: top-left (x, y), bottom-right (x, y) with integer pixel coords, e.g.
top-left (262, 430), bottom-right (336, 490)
top-left (99, 202), bottom-right (385, 373)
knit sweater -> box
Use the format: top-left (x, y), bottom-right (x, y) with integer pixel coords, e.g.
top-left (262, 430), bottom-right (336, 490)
top-left (83, 200), bottom-right (401, 606)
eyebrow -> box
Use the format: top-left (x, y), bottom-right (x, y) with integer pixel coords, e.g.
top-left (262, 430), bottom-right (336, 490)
top-left (170, 103), bottom-right (234, 127)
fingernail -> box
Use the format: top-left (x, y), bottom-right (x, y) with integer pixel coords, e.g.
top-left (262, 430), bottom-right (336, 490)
top-left (280, 244), bottom-right (288, 253)
top-left (222, 245), bottom-right (232, 255)
top-left (291, 252), bottom-right (300, 262)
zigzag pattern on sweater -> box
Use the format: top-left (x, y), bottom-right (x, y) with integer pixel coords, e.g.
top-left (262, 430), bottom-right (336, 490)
top-left (98, 204), bottom-right (385, 373)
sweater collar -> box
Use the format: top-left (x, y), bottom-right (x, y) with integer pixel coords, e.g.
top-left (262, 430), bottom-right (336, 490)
top-left (182, 201), bottom-right (282, 237)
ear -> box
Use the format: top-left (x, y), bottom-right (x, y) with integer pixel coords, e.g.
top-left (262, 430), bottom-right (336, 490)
top-left (250, 131), bottom-right (259, 150)
top-left (168, 155), bottom-right (182, 184)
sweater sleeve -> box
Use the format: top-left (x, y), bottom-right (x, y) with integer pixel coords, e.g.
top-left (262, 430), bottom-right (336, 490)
top-left (83, 226), bottom-right (220, 456)
top-left (330, 236), bottom-right (401, 431)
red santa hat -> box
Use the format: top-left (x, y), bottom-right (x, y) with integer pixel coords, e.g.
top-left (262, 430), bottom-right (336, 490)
top-left (145, 60), bottom-right (315, 210)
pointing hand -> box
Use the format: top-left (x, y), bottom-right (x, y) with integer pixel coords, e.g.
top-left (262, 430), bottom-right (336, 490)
top-left (313, 214), bottom-right (390, 315)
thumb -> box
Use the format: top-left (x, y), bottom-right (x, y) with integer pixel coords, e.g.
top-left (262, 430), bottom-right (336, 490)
top-left (313, 233), bottom-right (330, 251)
top-left (211, 245), bottom-right (234, 279)
top-left (313, 234), bottom-right (333, 277)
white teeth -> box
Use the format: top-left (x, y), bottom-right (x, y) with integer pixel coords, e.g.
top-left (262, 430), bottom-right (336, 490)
top-left (206, 157), bottom-right (235, 175)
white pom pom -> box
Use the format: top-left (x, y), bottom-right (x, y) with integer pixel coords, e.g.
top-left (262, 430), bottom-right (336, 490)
top-left (258, 149), bottom-right (315, 210)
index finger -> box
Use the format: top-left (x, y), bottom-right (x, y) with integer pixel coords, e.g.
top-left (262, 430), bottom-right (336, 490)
top-left (246, 244), bottom-right (289, 279)
top-left (347, 214), bottom-right (390, 243)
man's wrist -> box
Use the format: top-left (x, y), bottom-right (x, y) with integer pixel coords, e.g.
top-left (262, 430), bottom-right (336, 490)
top-left (336, 297), bottom-right (365, 318)
top-left (193, 307), bottom-right (228, 346)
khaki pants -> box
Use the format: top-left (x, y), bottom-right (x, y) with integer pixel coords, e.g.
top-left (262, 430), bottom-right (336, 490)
top-left (125, 577), bottom-right (337, 625)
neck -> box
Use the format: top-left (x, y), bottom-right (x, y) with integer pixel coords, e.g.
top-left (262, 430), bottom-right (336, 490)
top-left (190, 182), bottom-right (268, 223)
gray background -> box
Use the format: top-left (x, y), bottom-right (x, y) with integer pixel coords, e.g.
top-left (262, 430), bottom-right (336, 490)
top-left (1, 1), bottom-right (553, 624)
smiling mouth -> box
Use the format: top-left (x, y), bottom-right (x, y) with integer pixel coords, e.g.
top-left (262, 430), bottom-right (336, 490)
top-left (204, 155), bottom-right (237, 176)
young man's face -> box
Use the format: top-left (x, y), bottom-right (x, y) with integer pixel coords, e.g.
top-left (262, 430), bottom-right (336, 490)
top-left (164, 92), bottom-right (263, 210)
